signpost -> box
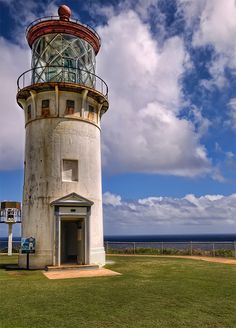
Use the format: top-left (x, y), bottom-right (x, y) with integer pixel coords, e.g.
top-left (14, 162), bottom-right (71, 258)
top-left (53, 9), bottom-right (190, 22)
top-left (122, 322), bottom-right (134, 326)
top-left (21, 237), bottom-right (35, 269)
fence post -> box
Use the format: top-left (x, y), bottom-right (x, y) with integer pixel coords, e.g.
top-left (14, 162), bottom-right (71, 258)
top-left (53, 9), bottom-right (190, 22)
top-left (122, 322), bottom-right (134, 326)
top-left (133, 242), bottom-right (136, 255)
top-left (190, 241), bottom-right (193, 256)
top-left (161, 242), bottom-right (164, 255)
top-left (106, 241), bottom-right (109, 254)
top-left (234, 241), bottom-right (236, 258)
top-left (212, 242), bottom-right (215, 257)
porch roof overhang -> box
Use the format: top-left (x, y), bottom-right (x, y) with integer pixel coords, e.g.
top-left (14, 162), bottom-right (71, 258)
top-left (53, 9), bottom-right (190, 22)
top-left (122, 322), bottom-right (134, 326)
top-left (50, 192), bottom-right (94, 207)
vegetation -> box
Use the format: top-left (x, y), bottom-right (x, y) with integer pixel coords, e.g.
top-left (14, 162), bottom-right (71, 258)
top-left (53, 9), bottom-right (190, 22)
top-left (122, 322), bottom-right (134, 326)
top-left (108, 246), bottom-right (235, 257)
top-left (0, 254), bottom-right (236, 328)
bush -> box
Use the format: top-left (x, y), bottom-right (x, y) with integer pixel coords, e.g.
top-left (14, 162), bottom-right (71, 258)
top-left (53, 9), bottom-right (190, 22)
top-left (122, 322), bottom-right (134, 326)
top-left (106, 246), bottom-right (236, 258)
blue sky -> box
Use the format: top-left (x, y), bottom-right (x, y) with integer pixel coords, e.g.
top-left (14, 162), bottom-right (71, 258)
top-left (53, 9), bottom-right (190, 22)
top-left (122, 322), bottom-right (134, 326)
top-left (1, 0), bottom-right (236, 236)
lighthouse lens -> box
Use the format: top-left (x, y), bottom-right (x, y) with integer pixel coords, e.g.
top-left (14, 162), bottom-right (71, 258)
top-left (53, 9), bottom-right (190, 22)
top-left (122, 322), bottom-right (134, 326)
top-left (31, 33), bottom-right (96, 86)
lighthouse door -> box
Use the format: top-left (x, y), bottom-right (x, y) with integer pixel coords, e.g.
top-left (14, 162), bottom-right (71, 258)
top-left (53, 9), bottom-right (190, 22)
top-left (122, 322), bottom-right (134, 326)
top-left (61, 219), bottom-right (85, 264)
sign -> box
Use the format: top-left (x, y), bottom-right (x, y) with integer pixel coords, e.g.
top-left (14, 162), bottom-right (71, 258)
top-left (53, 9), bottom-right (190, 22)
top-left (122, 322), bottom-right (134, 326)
top-left (21, 237), bottom-right (35, 254)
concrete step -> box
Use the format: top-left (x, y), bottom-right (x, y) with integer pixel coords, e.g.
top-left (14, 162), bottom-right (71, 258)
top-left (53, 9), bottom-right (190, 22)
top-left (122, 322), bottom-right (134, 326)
top-left (45, 264), bottom-right (99, 272)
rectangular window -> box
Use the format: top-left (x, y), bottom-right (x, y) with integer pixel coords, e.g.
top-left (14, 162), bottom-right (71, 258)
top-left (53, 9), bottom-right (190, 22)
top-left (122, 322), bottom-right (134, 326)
top-left (65, 100), bottom-right (75, 115)
top-left (62, 160), bottom-right (78, 182)
top-left (88, 105), bottom-right (96, 120)
top-left (27, 104), bottom-right (31, 120)
top-left (41, 99), bottom-right (50, 117)
top-left (42, 99), bottom-right (49, 108)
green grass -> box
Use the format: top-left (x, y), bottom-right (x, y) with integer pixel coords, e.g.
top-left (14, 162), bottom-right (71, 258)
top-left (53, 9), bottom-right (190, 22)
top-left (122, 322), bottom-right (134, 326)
top-left (0, 254), bottom-right (236, 328)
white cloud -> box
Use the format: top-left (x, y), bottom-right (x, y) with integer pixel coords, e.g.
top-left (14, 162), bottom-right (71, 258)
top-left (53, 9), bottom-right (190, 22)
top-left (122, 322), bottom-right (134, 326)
top-left (0, 3), bottom-right (212, 177)
top-left (0, 1), bottom-right (58, 171)
top-left (103, 192), bottom-right (122, 206)
top-left (97, 10), bottom-right (211, 176)
top-left (192, 0), bottom-right (236, 55)
top-left (0, 37), bottom-right (29, 170)
top-left (181, 0), bottom-right (236, 88)
top-left (104, 192), bottom-right (236, 235)
top-left (228, 98), bottom-right (236, 131)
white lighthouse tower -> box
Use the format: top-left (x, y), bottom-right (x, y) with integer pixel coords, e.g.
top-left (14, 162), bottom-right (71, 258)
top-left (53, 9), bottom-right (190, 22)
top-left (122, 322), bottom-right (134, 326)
top-left (17, 5), bottom-right (109, 269)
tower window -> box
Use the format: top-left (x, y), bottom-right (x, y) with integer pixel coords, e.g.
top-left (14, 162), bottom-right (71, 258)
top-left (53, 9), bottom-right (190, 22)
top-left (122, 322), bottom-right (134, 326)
top-left (65, 100), bottom-right (75, 115)
top-left (88, 105), bottom-right (96, 120)
top-left (62, 160), bottom-right (78, 182)
top-left (41, 99), bottom-right (50, 117)
top-left (27, 104), bottom-right (32, 120)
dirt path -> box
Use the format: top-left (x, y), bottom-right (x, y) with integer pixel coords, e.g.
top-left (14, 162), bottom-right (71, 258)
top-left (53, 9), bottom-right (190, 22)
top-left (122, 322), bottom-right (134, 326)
top-left (108, 254), bottom-right (236, 265)
top-left (43, 268), bottom-right (121, 280)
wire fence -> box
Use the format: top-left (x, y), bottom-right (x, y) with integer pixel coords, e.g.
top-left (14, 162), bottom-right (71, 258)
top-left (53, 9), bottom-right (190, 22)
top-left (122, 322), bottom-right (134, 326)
top-left (1, 240), bottom-right (236, 258)
top-left (104, 241), bottom-right (236, 258)
top-left (0, 241), bottom-right (21, 253)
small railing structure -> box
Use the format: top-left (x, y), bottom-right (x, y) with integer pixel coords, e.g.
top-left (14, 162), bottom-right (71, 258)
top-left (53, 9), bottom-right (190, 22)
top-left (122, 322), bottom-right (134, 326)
top-left (104, 241), bottom-right (236, 258)
top-left (26, 16), bottom-right (101, 43)
top-left (17, 66), bottom-right (108, 98)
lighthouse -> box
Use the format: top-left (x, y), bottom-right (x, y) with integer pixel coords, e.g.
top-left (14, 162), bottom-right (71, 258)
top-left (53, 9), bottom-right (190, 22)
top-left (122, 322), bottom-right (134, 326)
top-left (17, 5), bottom-right (109, 269)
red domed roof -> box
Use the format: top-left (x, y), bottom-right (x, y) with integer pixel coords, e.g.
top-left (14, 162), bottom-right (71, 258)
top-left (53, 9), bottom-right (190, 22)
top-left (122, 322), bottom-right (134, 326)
top-left (26, 5), bottom-right (101, 54)
top-left (58, 5), bottom-right (71, 21)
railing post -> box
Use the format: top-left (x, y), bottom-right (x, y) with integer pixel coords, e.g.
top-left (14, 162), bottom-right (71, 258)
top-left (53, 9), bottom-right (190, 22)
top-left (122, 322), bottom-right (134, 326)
top-left (161, 242), bottom-right (164, 255)
top-left (212, 242), bottom-right (215, 257)
top-left (234, 241), bottom-right (236, 258)
top-left (106, 241), bottom-right (109, 254)
top-left (133, 242), bottom-right (136, 255)
top-left (190, 241), bottom-right (193, 256)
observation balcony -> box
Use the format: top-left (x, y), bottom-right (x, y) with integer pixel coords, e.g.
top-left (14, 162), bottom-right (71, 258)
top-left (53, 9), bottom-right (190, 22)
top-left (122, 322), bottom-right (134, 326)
top-left (17, 66), bottom-right (108, 100)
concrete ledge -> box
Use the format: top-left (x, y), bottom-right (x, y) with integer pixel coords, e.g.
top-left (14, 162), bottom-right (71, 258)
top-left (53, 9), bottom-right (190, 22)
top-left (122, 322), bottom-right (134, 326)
top-left (46, 264), bottom-right (99, 271)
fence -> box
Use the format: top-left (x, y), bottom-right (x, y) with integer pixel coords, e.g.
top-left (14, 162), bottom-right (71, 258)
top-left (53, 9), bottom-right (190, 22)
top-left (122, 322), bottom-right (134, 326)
top-left (0, 240), bottom-right (21, 253)
top-left (104, 241), bottom-right (236, 258)
top-left (1, 240), bottom-right (236, 258)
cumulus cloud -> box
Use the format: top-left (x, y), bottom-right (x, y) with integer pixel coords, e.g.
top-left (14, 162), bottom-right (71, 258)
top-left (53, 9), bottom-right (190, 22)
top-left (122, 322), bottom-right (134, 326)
top-left (228, 98), bottom-right (236, 131)
top-left (181, 0), bottom-right (236, 89)
top-left (103, 192), bottom-right (122, 206)
top-left (104, 192), bottom-right (236, 235)
top-left (0, 2), bottom-right (212, 177)
top-left (0, 37), bottom-right (29, 170)
top-left (97, 10), bottom-right (211, 176)
top-left (0, 1), bottom-right (58, 171)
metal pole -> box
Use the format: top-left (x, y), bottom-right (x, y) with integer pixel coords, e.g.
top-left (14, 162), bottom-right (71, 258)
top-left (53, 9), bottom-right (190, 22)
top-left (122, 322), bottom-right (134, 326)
top-left (212, 242), bottom-right (215, 257)
top-left (161, 242), bottom-right (164, 255)
top-left (234, 241), bottom-right (236, 258)
top-left (8, 223), bottom-right (13, 256)
top-left (190, 241), bottom-right (193, 256)
top-left (106, 241), bottom-right (109, 254)
top-left (133, 242), bottom-right (136, 255)
top-left (26, 253), bottom-right (29, 270)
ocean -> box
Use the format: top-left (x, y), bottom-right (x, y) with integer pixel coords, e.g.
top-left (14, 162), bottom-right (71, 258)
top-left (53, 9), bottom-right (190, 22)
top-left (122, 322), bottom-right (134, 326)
top-left (104, 234), bottom-right (236, 242)
top-left (0, 234), bottom-right (236, 249)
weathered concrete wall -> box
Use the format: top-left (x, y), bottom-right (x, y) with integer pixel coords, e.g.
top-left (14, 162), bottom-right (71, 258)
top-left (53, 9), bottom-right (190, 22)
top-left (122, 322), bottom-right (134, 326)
top-left (19, 89), bottom-right (106, 268)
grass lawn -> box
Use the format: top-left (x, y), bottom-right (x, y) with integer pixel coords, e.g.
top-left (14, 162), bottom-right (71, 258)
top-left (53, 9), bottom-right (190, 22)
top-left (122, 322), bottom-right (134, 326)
top-left (0, 254), bottom-right (236, 328)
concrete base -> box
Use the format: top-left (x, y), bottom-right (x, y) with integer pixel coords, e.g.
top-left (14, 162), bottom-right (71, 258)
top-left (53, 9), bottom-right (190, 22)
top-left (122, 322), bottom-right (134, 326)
top-left (90, 247), bottom-right (105, 267)
top-left (18, 253), bottom-right (53, 269)
top-left (18, 247), bottom-right (106, 269)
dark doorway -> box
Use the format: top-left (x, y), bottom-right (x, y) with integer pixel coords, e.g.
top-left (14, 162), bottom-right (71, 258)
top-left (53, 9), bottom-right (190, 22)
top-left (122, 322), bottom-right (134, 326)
top-left (61, 220), bottom-right (85, 264)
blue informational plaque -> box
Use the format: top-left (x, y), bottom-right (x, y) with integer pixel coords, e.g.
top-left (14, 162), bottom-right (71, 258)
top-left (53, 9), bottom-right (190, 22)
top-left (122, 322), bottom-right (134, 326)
top-left (21, 237), bottom-right (35, 254)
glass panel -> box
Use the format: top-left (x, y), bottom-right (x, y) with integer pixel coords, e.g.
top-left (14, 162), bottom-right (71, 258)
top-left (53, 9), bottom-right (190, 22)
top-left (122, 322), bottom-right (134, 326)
top-left (31, 33), bottom-right (96, 84)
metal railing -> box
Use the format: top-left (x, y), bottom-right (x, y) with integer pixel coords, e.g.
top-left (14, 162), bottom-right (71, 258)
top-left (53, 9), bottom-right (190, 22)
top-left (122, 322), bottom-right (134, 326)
top-left (104, 241), bottom-right (236, 258)
top-left (26, 16), bottom-right (101, 42)
top-left (1, 240), bottom-right (236, 257)
top-left (17, 66), bottom-right (108, 97)
top-left (0, 240), bottom-right (21, 253)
